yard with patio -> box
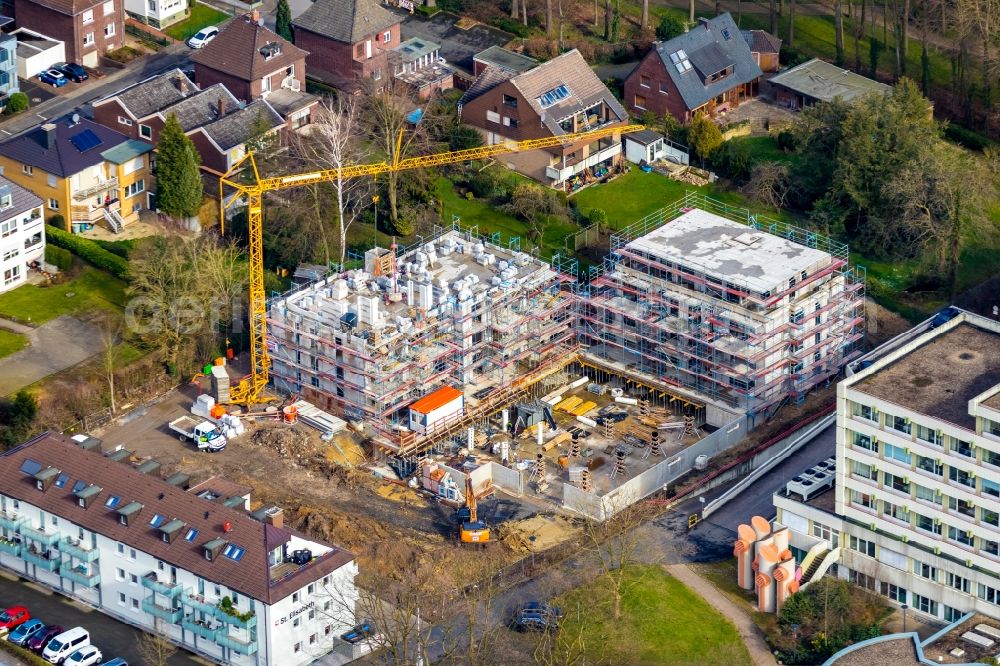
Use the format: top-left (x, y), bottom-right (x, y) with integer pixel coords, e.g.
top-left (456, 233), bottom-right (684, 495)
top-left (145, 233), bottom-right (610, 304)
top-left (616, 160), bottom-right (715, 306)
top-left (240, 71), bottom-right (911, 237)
top-left (164, 2), bottom-right (230, 42)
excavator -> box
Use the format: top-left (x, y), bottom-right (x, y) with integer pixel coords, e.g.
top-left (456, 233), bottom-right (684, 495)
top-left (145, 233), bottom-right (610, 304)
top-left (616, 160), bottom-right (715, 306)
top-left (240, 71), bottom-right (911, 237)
top-left (459, 475), bottom-right (490, 544)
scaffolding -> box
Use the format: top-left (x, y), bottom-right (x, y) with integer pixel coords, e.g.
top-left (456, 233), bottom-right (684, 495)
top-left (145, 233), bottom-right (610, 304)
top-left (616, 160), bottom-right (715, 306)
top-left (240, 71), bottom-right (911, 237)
top-left (576, 192), bottom-right (866, 423)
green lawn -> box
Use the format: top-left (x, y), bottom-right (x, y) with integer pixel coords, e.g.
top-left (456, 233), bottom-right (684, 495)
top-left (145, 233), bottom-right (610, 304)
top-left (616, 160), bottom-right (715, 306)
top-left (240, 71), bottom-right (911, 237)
top-left (0, 268), bottom-right (127, 325)
top-left (0, 329), bottom-right (28, 359)
top-left (434, 176), bottom-right (532, 244)
top-left (164, 3), bottom-right (230, 42)
top-left (557, 565), bottom-right (754, 665)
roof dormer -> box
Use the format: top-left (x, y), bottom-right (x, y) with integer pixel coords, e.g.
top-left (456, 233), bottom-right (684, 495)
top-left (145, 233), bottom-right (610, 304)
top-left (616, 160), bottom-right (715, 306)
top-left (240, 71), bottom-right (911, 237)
top-left (34, 467), bottom-right (60, 492)
top-left (117, 501), bottom-right (143, 526)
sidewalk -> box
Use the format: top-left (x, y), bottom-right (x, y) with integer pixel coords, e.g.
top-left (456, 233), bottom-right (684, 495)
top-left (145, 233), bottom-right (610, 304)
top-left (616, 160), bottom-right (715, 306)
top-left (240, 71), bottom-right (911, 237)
top-left (665, 563), bottom-right (780, 666)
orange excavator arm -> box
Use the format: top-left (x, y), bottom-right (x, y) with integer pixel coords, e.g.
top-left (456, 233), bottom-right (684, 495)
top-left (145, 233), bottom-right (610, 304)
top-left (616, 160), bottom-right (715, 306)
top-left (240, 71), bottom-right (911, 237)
top-left (466, 475), bottom-right (477, 524)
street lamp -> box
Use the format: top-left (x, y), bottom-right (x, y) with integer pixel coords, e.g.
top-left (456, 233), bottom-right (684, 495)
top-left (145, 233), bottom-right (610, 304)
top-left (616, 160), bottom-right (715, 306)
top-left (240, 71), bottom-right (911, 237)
top-left (901, 604), bottom-right (909, 633)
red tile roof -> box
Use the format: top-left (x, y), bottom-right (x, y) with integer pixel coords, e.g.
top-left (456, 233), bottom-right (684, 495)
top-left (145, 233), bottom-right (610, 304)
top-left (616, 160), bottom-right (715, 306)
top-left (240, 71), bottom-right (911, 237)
top-left (191, 17), bottom-right (308, 83)
top-left (0, 433), bottom-right (353, 604)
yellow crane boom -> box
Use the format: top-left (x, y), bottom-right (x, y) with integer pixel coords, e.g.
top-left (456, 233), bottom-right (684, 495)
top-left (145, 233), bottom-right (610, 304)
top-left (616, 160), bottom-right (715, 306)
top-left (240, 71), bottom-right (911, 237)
top-left (219, 123), bottom-right (643, 406)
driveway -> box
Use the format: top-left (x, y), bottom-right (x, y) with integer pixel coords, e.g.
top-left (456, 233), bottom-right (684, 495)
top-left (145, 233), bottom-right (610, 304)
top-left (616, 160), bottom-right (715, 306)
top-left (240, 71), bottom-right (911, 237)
top-left (0, 570), bottom-right (197, 665)
top-left (0, 316), bottom-right (103, 394)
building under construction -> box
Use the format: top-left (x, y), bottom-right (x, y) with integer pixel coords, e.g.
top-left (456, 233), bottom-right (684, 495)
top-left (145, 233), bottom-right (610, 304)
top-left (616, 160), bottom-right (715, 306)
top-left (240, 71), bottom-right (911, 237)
top-left (577, 194), bottom-right (866, 425)
top-left (268, 227), bottom-right (578, 454)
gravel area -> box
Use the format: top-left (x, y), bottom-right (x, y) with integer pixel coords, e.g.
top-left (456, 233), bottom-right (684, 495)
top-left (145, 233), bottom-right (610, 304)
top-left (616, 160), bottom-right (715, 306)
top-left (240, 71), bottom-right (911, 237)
top-left (831, 637), bottom-right (921, 665)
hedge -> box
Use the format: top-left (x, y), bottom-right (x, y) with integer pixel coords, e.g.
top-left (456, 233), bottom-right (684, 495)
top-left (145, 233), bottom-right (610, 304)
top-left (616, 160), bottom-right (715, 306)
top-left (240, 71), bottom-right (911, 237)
top-left (0, 636), bottom-right (51, 665)
top-left (45, 225), bottom-right (129, 278)
top-left (45, 245), bottom-right (74, 271)
top-left (92, 238), bottom-right (135, 259)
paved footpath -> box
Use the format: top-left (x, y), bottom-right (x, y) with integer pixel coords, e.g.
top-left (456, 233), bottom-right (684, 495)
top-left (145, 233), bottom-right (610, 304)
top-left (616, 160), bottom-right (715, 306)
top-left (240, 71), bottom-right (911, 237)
top-left (665, 563), bottom-right (780, 666)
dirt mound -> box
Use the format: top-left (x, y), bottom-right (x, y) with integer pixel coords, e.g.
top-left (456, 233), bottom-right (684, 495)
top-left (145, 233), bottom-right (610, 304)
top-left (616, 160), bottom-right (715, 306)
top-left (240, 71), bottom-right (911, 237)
top-left (498, 514), bottom-right (579, 553)
top-left (248, 422), bottom-right (321, 459)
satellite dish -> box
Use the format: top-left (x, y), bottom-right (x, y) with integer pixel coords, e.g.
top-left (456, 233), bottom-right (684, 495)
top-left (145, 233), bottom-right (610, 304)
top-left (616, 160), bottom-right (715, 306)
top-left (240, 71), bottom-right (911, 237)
top-left (71, 113), bottom-right (80, 124)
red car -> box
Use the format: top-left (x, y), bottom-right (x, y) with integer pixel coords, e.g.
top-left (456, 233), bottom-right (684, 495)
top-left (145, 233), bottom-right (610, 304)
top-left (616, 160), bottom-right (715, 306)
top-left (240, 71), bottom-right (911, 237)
top-left (0, 605), bottom-right (30, 632)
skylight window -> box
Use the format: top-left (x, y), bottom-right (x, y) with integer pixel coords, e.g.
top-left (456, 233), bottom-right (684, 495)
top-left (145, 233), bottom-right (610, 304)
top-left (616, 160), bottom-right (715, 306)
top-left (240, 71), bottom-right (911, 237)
top-left (18, 459), bottom-right (42, 476)
top-left (104, 495), bottom-right (121, 509)
top-left (71, 480), bottom-right (86, 494)
top-left (538, 85), bottom-right (570, 108)
top-left (670, 50), bottom-right (693, 74)
top-left (149, 513), bottom-right (166, 528)
top-left (222, 544), bottom-right (245, 562)
top-left (184, 528), bottom-right (199, 542)
top-left (54, 473), bottom-right (70, 488)
top-left (722, 28), bottom-right (731, 40)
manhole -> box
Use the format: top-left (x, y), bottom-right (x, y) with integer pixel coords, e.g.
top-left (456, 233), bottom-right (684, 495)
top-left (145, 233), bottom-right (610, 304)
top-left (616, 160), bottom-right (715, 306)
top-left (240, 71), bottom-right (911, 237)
top-left (959, 352), bottom-right (975, 360)
top-left (31, 97), bottom-right (41, 103)
top-left (911, 376), bottom-right (933, 388)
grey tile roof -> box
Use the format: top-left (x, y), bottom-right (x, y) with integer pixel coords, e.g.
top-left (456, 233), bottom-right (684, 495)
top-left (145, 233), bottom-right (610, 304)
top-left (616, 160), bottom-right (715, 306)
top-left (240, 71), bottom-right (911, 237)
top-left (192, 17), bottom-right (308, 82)
top-left (625, 129), bottom-right (663, 145)
top-left (159, 84), bottom-right (241, 132)
top-left (104, 69), bottom-right (191, 120)
top-left (0, 117), bottom-right (132, 178)
top-left (293, 0), bottom-right (398, 44)
top-left (473, 45), bottom-right (537, 74)
top-left (508, 49), bottom-right (627, 135)
top-left (200, 99), bottom-right (283, 151)
top-left (458, 64), bottom-right (514, 107)
top-left (652, 13), bottom-right (762, 112)
top-left (769, 57), bottom-right (891, 103)
top-left (0, 175), bottom-right (43, 220)
top-left (741, 29), bottom-right (782, 54)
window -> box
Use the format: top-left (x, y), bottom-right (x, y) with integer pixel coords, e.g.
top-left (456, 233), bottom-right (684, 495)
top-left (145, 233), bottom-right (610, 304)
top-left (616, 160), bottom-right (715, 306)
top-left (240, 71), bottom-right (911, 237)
top-left (980, 583), bottom-right (1000, 606)
top-left (48, 199), bottom-right (59, 210)
top-left (117, 116), bottom-right (133, 127)
top-left (82, 8), bottom-right (93, 23)
top-left (883, 471), bottom-right (909, 494)
top-left (889, 415), bottom-right (911, 435)
top-left (118, 592), bottom-right (126, 606)
top-left (47, 174), bottom-right (57, 188)
top-left (502, 116), bottom-right (519, 128)
top-left (502, 94), bottom-right (517, 108)
top-left (308, 609), bottom-right (315, 620)
top-left (3, 265), bottom-right (17, 286)
top-left (914, 484), bottom-right (939, 504)
top-left (633, 94), bottom-right (647, 110)
top-left (811, 522), bottom-right (840, 548)
top-left (22, 165), bottom-right (32, 176)
top-left (659, 81), bottom-right (669, 94)
top-left (882, 499), bottom-right (909, 522)
top-left (913, 560), bottom-right (937, 580)
top-left (981, 508), bottom-right (999, 527)
top-left (309, 633), bottom-right (317, 645)
top-left (947, 525), bottom-right (974, 547)
top-left (944, 605), bottom-right (964, 622)
top-left (985, 448), bottom-right (1000, 466)
top-left (125, 180), bottom-right (144, 198)
top-left (852, 431), bottom-right (877, 453)
top-left (851, 489), bottom-right (875, 510)
top-left (129, 573), bottom-right (138, 584)
top-left (382, 29), bottom-right (392, 43)
top-left (851, 459), bottom-right (877, 481)
top-left (104, 23), bottom-right (115, 37)
top-left (0, 220), bottom-right (14, 237)
top-left (307, 584), bottom-right (315, 594)
top-left (639, 74), bottom-right (650, 88)
top-left (124, 156), bottom-right (143, 176)
top-left (131, 597), bottom-right (139, 610)
top-left (2, 248), bottom-right (18, 262)
top-left (884, 443), bottom-right (911, 465)
top-left (983, 538), bottom-right (1000, 557)
top-left (983, 478), bottom-right (1000, 498)
top-left (914, 594), bottom-right (938, 616)
top-left (914, 512), bottom-right (941, 535)
top-left (881, 583), bottom-right (907, 604)
top-left (486, 110), bottom-right (500, 123)
top-left (293, 617), bottom-right (301, 628)
top-left (139, 124), bottom-right (152, 139)
top-left (294, 642), bottom-right (302, 653)
top-left (949, 437), bottom-right (972, 456)
top-left (116, 542), bottom-right (125, 554)
top-left (84, 33), bottom-right (95, 46)
top-left (949, 466), bottom-right (974, 488)
top-left (850, 535), bottom-right (875, 557)
top-left (948, 496), bottom-right (975, 518)
top-left (851, 402), bottom-right (877, 422)
top-left (916, 455), bottom-right (942, 476)
top-left (945, 572), bottom-right (970, 594)
top-left (129, 548), bottom-right (136, 560)
top-left (149, 0), bottom-right (156, 10)
top-left (293, 592), bottom-right (299, 603)
top-left (103, 0), bottom-right (114, 14)
top-left (116, 568), bottom-right (125, 581)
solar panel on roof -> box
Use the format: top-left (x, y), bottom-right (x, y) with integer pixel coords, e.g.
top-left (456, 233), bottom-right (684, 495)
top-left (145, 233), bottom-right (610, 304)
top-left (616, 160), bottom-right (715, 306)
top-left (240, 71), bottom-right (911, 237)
top-left (69, 129), bottom-right (103, 153)
top-left (19, 459), bottom-right (42, 476)
top-left (538, 84), bottom-right (570, 109)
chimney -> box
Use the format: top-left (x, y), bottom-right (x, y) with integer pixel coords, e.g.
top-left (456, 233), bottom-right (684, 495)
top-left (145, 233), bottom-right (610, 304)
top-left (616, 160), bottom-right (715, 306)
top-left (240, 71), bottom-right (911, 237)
top-left (41, 123), bottom-right (57, 150)
top-left (699, 16), bottom-right (710, 29)
top-left (264, 507), bottom-right (284, 529)
top-left (175, 73), bottom-right (191, 94)
top-left (217, 96), bottom-right (226, 117)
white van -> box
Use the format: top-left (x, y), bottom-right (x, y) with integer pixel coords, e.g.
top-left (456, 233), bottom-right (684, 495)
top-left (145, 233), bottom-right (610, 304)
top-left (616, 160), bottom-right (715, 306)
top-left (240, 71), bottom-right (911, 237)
top-left (43, 627), bottom-right (90, 664)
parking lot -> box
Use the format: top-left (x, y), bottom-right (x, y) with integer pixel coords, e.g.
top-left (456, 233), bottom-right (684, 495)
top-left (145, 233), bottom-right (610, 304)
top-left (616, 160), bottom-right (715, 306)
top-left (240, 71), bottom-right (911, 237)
top-left (0, 572), bottom-right (198, 665)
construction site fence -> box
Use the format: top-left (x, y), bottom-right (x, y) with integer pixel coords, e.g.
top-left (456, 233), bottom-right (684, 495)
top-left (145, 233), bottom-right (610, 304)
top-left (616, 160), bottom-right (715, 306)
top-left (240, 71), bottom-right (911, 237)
top-left (562, 413), bottom-right (750, 521)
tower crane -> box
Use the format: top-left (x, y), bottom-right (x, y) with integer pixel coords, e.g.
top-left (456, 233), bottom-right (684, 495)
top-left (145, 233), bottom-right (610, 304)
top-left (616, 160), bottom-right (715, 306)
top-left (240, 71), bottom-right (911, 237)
top-left (219, 123), bottom-right (643, 406)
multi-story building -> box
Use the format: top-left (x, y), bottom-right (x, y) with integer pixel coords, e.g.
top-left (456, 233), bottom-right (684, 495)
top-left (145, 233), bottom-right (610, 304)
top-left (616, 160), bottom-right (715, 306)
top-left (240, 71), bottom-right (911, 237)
top-left (0, 176), bottom-right (44, 293)
top-left (0, 116), bottom-right (153, 233)
top-left (459, 49), bottom-right (628, 191)
top-left (268, 229), bottom-right (577, 454)
top-left (774, 310), bottom-right (1000, 623)
top-left (578, 197), bottom-right (865, 426)
top-left (13, 0), bottom-right (122, 67)
top-left (0, 432), bottom-right (358, 665)
top-left (122, 0), bottom-right (183, 29)
top-left (0, 29), bottom-right (19, 101)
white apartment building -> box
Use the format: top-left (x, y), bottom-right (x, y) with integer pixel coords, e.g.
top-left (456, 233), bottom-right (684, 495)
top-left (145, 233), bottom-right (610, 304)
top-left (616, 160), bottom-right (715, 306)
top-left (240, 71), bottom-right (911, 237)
top-left (0, 433), bottom-right (359, 665)
top-left (0, 176), bottom-right (44, 293)
top-left (774, 310), bottom-right (1000, 623)
top-left (124, 0), bottom-right (185, 29)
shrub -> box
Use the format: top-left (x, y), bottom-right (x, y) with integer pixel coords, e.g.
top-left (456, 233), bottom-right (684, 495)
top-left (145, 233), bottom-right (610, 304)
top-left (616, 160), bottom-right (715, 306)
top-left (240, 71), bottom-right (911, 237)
top-left (588, 208), bottom-right (608, 226)
top-left (467, 169), bottom-right (505, 199)
top-left (944, 123), bottom-right (995, 151)
top-left (4, 92), bottom-right (29, 115)
top-left (449, 125), bottom-right (483, 151)
top-left (655, 15), bottom-right (685, 40)
top-left (415, 3), bottom-right (439, 15)
top-left (92, 238), bottom-right (136, 259)
top-left (44, 245), bottom-right (73, 271)
top-left (776, 129), bottom-right (797, 151)
top-left (45, 225), bottom-right (129, 278)
top-left (0, 633), bottom-right (50, 665)
top-left (47, 214), bottom-right (66, 229)
top-left (710, 139), bottom-right (754, 182)
top-left (492, 17), bottom-right (531, 37)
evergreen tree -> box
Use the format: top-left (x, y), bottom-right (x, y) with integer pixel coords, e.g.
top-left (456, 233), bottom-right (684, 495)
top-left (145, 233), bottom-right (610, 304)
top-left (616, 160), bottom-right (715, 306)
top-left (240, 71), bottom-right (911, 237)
top-left (275, 0), bottom-right (293, 42)
top-left (155, 113), bottom-right (203, 219)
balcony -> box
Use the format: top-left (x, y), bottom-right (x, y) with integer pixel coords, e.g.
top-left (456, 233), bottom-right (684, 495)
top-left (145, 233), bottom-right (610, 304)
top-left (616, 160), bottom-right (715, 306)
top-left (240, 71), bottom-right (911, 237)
top-left (23, 549), bottom-right (59, 571)
top-left (70, 199), bottom-right (120, 224)
top-left (545, 143), bottom-right (622, 182)
top-left (181, 616), bottom-right (219, 641)
top-left (73, 178), bottom-right (119, 200)
top-left (0, 512), bottom-right (26, 532)
top-left (141, 572), bottom-right (183, 598)
top-left (183, 594), bottom-right (218, 615)
top-left (0, 539), bottom-right (21, 557)
top-left (61, 538), bottom-right (99, 563)
top-left (60, 564), bottom-right (101, 588)
top-left (214, 606), bottom-right (257, 629)
top-left (19, 524), bottom-right (59, 546)
top-left (142, 597), bottom-right (183, 624)
top-left (217, 632), bottom-right (258, 656)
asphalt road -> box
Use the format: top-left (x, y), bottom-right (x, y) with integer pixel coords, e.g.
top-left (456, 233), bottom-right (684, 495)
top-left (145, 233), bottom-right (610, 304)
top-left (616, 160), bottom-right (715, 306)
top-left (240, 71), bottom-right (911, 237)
top-left (0, 572), bottom-right (198, 665)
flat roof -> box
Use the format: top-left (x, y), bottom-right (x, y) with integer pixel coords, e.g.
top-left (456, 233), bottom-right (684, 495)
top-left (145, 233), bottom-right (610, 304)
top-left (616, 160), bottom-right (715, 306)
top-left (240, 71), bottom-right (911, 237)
top-left (829, 637), bottom-right (921, 665)
top-left (394, 37), bottom-right (440, 62)
top-left (625, 208), bottom-right (831, 294)
top-left (981, 388), bottom-right (1000, 412)
top-left (770, 58), bottom-right (891, 103)
top-left (854, 322), bottom-right (1000, 430)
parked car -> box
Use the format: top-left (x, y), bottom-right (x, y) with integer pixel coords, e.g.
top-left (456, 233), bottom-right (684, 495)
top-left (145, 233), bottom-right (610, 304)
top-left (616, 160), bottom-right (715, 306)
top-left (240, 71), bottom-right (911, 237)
top-left (8, 618), bottom-right (45, 645)
top-left (0, 606), bottom-right (30, 633)
top-left (186, 26), bottom-right (219, 48)
top-left (56, 62), bottom-right (88, 83)
top-left (65, 646), bottom-right (102, 666)
top-left (340, 621), bottom-right (374, 644)
top-left (99, 659), bottom-right (128, 666)
top-left (43, 627), bottom-right (90, 664)
top-left (512, 601), bottom-right (563, 632)
top-left (929, 306), bottom-right (960, 329)
top-left (38, 69), bottom-right (68, 87)
top-left (28, 625), bottom-right (64, 653)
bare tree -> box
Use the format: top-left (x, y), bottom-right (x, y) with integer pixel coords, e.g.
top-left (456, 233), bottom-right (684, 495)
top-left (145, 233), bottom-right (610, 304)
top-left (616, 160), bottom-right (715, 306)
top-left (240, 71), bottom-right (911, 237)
top-left (835, 0), bottom-right (846, 65)
top-left (640, 0), bottom-right (649, 30)
top-left (745, 162), bottom-right (792, 210)
top-left (581, 499), bottom-right (656, 620)
top-left (135, 620), bottom-right (177, 666)
top-left (99, 317), bottom-right (121, 415)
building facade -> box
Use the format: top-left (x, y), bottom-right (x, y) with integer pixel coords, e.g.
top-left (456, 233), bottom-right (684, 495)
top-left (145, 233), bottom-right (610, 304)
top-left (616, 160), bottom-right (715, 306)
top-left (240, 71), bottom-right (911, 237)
top-left (0, 176), bottom-right (44, 293)
top-left (123, 0), bottom-right (184, 29)
top-left (13, 0), bottom-right (123, 67)
top-left (774, 311), bottom-right (1000, 623)
top-left (0, 32), bottom-right (19, 100)
top-left (0, 433), bottom-right (358, 665)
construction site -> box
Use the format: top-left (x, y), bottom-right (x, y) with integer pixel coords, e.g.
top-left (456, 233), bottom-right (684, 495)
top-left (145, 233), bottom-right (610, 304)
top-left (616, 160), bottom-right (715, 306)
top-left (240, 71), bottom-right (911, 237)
top-left (257, 192), bottom-right (865, 521)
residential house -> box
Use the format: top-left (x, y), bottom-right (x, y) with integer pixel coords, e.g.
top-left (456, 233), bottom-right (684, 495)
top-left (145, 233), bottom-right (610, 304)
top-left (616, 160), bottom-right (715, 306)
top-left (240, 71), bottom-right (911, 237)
top-left (0, 432), bottom-right (359, 666)
top-left (623, 13), bottom-right (762, 122)
top-left (0, 176), bottom-right (44, 293)
top-left (459, 49), bottom-right (629, 191)
top-left (472, 45), bottom-right (536, 77)
top-left (0, 117), bottom-right (153, 233)
top-left (13, 0), bottom-right (123, 67)
top-left (769, 58), bottom-right (891, 110)
top-left (0, 19), bottom-right (18, 102)
top-left (741, 29), bottom-right (781, 73)
top-left (390, 37), bottom-right (453, 99)
top-left (124, 0), bottom-right (183, 29)
top-left (187, 100), bottom-right (284, 174)
top-left (191, 14), bottom-right (318, 131)
top-left (292, 0), bottom-right (400, 91)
